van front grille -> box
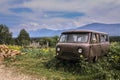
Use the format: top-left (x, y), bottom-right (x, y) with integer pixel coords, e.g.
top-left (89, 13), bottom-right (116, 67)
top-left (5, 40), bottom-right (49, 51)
top-left (61, 52), bottom-right (78, 58)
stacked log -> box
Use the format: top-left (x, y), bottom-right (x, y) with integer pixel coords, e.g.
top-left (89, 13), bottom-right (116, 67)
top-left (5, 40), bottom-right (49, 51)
top-left (0, 45), bottom-right (21, 61)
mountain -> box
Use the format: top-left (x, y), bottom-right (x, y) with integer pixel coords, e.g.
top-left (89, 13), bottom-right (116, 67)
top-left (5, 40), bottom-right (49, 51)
top-left (29, 28), bottom-right (63, 37)
top-left (26, 23), bottom-right (120, 37)
top-left (77, 23), bottom-right (120, 36)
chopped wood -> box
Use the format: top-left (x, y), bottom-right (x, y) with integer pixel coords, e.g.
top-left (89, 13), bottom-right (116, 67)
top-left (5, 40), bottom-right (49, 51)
top-left (0, 45), bottom-right (22, 61)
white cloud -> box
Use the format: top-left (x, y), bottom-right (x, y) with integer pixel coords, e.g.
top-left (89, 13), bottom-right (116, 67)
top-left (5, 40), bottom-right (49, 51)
top-left (20, 0), bottom-right (120, 23)
top-left (1, 0), bottom-right (120, 32)
top-left (10, 22), bottom-right (40, 32)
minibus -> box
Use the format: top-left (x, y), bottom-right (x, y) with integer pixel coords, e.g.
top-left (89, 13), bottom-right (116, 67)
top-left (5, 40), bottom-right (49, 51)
top-left (56, 30), bottom-right (109, 62)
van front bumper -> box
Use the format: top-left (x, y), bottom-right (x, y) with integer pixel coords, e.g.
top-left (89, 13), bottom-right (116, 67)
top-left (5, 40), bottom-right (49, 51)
top-left (55, 52), bottom-right (80, 60)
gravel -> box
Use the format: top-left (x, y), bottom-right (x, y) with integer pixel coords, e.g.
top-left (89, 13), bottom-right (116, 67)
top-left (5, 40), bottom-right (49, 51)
top-left (0, 65), bottom-right (45, 80)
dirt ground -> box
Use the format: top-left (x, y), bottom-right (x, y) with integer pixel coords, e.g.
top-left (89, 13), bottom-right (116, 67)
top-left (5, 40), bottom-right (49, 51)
top-left (0, 64), bottom-right (44, 80)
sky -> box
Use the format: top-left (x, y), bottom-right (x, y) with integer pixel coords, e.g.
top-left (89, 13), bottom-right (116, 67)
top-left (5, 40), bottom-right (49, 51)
top-left (0, 0), bottom-right (120, 37)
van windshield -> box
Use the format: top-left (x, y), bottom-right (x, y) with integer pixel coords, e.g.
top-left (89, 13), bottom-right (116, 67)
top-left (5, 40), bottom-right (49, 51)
top-left (59, 33), bottom-right (89, 43)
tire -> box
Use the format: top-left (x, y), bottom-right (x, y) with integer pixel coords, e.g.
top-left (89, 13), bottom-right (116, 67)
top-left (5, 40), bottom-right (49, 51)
top-left (93, 56), bottom-right (98, 63)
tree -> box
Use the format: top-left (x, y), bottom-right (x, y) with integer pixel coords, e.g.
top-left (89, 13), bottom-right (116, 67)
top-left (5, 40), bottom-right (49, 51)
top-left (16, 29), bottom-right (30, 46)
top-left (0, 24), bottom-right (13, 44)
top-left (49, 36), bottom-right (59, 47)
top-left (38, 36), bottom-right (59, 47)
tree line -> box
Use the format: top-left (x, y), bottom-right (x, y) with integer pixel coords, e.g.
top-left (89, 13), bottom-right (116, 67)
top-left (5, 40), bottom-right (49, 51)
top-left (109, 36), bottom-right (120, 42)
top-left (0, 24), bottom-right (59, 47)
top-left (1, 24), bottom-right (120, 47)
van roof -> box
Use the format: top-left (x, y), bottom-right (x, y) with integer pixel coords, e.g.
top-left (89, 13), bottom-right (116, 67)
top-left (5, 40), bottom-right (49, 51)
top-left (62, 30), bottom-right (108, 35)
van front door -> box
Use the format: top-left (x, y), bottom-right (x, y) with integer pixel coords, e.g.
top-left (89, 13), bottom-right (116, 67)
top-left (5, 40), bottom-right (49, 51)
top-left (89, 33), bottom-right (101, 61)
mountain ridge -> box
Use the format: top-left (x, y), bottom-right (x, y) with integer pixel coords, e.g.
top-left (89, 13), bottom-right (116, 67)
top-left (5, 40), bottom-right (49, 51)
top-left (28, 23), bottom-right (120, 37)
top-left (77, 23), bottom-right (120, 36)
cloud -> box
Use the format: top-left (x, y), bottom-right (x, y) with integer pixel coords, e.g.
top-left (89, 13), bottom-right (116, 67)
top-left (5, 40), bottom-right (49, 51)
top-left (42, 11), bottom-right (84, 19)
top-left (10, 22), bottom-right (40, 32)
top-left (1, 0), bottom-right (120, 34)
top-left (10, 21), bottom-right (75, 33)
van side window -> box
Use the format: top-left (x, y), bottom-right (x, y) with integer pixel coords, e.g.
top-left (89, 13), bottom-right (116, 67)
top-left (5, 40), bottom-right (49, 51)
top-left (91, 33), bottom-right (99, 43)
top-left (100, 35), bottom-right (108, 42)
top-left (105, 35), bottom-right (109, 41)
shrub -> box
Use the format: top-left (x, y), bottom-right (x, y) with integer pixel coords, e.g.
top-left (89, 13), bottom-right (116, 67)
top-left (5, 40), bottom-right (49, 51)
top-left (4, 43), bottom-right (120, 80)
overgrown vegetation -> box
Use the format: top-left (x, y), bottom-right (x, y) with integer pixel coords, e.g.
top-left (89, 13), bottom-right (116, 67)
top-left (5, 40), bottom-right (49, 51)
top-left (4, 42), bottom-right (120, 80)
top-left (31, 36), bottom-right (59, 47)
top-left (0, 24), bottom-right (120, 79)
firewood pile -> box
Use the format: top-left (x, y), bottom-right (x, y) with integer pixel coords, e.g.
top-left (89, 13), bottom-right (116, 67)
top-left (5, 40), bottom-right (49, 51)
top-left (0, 45), bottom-right (21, 61)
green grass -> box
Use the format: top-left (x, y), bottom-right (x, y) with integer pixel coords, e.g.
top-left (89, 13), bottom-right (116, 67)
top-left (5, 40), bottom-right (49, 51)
top-left (4, 43), bottom-right (120, 80)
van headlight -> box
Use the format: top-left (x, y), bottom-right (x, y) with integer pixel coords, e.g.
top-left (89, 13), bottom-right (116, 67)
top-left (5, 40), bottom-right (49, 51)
top-left (78, 48), bottom-right (82, 53)
top-left (57, 47), bottom-right (60, 52)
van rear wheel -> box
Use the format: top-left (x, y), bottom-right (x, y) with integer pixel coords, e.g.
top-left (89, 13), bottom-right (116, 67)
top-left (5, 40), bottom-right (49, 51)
top-left (93, 56), bottom-right (98, 63)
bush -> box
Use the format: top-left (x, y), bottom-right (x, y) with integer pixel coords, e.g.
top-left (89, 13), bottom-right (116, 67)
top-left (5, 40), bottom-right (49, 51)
top-left (4, 43), bottom-right (120, 80)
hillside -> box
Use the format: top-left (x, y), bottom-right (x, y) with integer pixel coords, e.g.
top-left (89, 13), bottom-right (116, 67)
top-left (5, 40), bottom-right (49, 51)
top-left (23, 23), bottom-right (120, 37)
top-left (77, 23), bottom-right (120, 36)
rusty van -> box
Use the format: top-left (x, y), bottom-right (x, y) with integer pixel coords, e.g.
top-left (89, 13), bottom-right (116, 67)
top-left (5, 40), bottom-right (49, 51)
top-left (56, 30), bottom-right (110, 62)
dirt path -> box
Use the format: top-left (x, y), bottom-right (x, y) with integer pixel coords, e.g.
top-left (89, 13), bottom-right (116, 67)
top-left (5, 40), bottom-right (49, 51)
top-left (0, 64), bottom-right (44, 80)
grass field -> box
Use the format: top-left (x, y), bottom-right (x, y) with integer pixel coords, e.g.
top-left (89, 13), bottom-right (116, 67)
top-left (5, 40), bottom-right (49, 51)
top-left (4, 42), bottom-right (120, 80)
